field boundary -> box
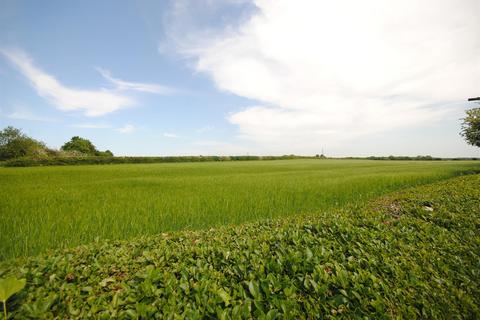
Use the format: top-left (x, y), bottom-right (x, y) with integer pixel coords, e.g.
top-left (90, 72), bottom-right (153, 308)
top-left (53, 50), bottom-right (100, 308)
top-left (3, 155), bottom-right (479, 167)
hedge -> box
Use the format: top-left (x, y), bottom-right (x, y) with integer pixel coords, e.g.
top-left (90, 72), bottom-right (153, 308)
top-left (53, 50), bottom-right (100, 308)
top-left (3, 155), bottom-right (305, 167)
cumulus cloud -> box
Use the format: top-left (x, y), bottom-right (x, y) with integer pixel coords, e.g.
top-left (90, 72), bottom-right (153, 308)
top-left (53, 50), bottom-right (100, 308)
top-left (168, 0), bottom-right (480, 152)
top-left (96, 68), bottom-right (175, 95)
top-left (0, 48), bottom-right (134, 117)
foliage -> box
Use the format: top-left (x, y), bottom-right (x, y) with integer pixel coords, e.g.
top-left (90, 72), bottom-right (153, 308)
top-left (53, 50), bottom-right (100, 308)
top-left (3, 155), bottom-right (304, 167)
top-left (0, 126), bottom-right (21, 146)
top-left (59, 136), bottom-right (113, 157)
top-left (461, 107), bottom-right (480, 148)
top-left (1, 160), bottom-right (479, 260)
top-left (0, 128), bottom-right (114, 162)
top-left (0, 277), bottom-right (26, 319)
top-left (61, 136), bottom-right (100, 156)
top-left (0, 126), bottom-right (47, 161)
top-left (1, 174), bottom-right (479, 318)
top-left (97, 150), bottom-right (113, 157)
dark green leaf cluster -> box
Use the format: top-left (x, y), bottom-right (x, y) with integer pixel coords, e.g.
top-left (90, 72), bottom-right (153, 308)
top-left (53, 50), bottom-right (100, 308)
top-left (61, 136), bottom-right (112, 157)
top-left (0, 127), bottom-right (114, 162)
top-left (461, 107), bottom-right (480, 148)
top-left (2, 175), bottom-right (480, 319)
top-left (0, 126), bottom-right (47, 160)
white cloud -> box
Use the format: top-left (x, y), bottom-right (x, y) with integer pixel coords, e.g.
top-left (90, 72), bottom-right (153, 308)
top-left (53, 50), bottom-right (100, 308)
top-left (169, 0), bottom-right (480, 153)
top-left (163, 132), bottom-right (179, 138)
top-left (6, 109), bottom-right (56, 122)
top-left (71, 123), bottom-right (112, 129)
top-left (117, 124), bottom-right (135, 134)
top-left (1, 48), bottom-right (134, 117)
top-left (96, 68), bottom-right (175, 95)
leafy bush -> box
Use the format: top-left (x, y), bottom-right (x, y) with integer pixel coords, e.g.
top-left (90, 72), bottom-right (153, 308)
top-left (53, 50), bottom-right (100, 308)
top-left (1, 175), bottom-right (479, 318)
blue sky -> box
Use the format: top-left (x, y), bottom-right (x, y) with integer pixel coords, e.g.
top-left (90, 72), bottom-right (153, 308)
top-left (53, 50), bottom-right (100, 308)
top-left (0, 0), bottom-right (479, 157)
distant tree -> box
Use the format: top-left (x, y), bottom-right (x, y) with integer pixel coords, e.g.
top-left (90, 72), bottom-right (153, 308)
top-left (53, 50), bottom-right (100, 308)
top-left (61, 136), bottom-right (113, 156)
top-left (461, 107), bottom-right (480, 148)
top-left (0, 126), bottom-right (47, 160)
top-left (96, 150), bottom-right (114, 157)
top-left (61, 136), bottom-right (98, 155)
top-left (0, 126), bottom-right (21, 146)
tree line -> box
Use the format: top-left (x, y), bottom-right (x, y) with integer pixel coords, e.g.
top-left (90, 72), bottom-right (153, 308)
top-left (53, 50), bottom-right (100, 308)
top-left (0, 126), bottom-right (112, 161)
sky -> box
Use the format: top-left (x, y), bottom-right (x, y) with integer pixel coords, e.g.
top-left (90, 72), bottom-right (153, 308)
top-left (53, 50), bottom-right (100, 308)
top-left (0, 0), bottom-right (479, 157)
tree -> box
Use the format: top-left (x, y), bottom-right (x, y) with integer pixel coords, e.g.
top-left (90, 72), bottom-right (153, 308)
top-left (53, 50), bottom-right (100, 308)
top-left (61, 136), bottom-right (113, 156)
top-left (61, 136), bottom-right (98, 155)
top-left (0, 126), bottom-right (47, 160)
top-left (461, 103), bottom-right (480, 148)
top-left (96, 150), bottom-right (114, 157)
top-left (0, 126), bottom-right (22, 146)
top-left (103, 150), bottom-right (114, 157)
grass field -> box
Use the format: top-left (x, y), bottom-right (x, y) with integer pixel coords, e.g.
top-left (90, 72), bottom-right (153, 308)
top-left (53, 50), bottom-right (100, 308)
top-left (2, 172), bottom-right (479, 319)
top-left (1, 159), bottom-right (479, 260)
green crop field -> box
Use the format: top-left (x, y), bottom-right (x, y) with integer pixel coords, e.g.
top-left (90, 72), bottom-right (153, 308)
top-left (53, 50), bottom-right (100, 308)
top-left (1, 159), bottom-right (479, 260)
top-left (2, 168), bottom-right (480, 319)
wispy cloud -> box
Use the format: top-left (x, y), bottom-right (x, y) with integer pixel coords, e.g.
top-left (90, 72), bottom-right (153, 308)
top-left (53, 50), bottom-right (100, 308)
top-left (96, 68), bottom-right (175, 95)
top-left (6, 108), bottom-right (56, 122)
top-left (163, 132), bottom-right (179, 138)
top-left (71, 123), bottom-right (112, 129)
top-left (117, 124), bottom-right (135, 134)
top-left (0, 48), bottom-right (134, 117)
top-left (167, 0), bottom-right (480, 153)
